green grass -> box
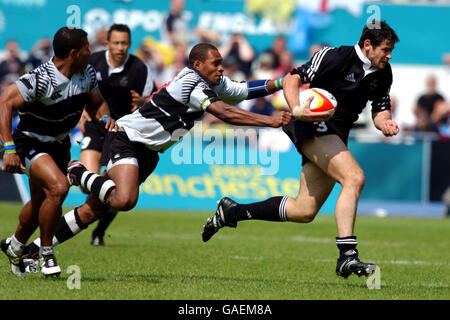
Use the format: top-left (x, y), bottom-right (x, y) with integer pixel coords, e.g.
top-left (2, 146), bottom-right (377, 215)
top-left (0, 201), bottom-right (449, 300)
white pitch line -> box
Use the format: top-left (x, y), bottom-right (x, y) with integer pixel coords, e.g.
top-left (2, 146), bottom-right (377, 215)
top-left (311, 258), bottom-right (448, 266)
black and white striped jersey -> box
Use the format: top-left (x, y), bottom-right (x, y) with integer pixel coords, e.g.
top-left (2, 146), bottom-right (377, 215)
top-left (292, 44), bottom-right (393, 125)
top-left (117, 67), bottom-right (248, 152)
top-left (15, 59), bottom-right (98, 142)
top-left (89, 50), bottom-right (156, 120)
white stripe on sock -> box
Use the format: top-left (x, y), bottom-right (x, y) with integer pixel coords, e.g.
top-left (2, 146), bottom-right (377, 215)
top-left (99, 180), bottom-right (116, 203)
top-left (85, 173), bottom-right (98, 190)
top-left (279, 196), bottom-right (288, 221)
top-left (80, 171), bottom-right (91, 186)
top-left (64, 209), bottom-right (82, 235)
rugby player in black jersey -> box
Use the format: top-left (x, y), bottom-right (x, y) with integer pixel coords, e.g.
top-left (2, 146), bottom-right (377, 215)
top-left (202, 21), bottom-right (400, 279)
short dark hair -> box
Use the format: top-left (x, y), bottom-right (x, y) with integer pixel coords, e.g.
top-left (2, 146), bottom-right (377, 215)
top-left (53, 27), bottom-right (88, 58)
top-left (358, 21), bottom-right (399, 48)
top-left (188, 43), bottom-right (218, 66)
top-left (107, 24), bottom-right (131, 41)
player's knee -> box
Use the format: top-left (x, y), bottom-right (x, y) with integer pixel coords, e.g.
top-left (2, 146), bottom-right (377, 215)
top-left (46, 180), bottom-right (69, 202)
top-left (352, 169), bottom-right (365, 192)
top-left (112, 196), bottom-right (137, 211)
top-left (298, 211), bottom-right (317, 223)
top-left (343, 169), bottom-right (365, 192)
top-left (288, 205), bottom-right (318, 223)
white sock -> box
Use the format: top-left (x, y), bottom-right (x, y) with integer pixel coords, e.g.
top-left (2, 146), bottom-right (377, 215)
top-left (10, 235), bottom-right (25, 256)
top-left (40, 246), bottom-right (54, 257)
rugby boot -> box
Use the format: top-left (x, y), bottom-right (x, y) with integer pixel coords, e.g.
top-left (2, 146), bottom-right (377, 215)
top-left (202, 197), bottom-right (238, 242)
top-left (336, 249), bottom-right (376, 278)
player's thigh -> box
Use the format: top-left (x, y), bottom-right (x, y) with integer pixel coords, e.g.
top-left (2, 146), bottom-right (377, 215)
top-left (80, 149), bottom-right (102, 173)
top-left (289, 161), bottom-right (335, 216)
top-left (301, 134), bottom-right (362, 186)
top-left (28, 154), bottom-right (69, 195)
top-left (107, 162), bottom-right (140, 203)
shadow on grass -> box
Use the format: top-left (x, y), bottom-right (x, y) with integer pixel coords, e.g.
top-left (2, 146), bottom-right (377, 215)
top-left (76, 272), bottom-right (369, 289)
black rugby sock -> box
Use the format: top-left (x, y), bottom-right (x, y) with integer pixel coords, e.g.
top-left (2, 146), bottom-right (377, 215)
top-left (228, 196), bottom-right (289, 223)
top-left (24, 208), bottom-right (89, 257)
top-left (336, 236), bottom-right (358, 257)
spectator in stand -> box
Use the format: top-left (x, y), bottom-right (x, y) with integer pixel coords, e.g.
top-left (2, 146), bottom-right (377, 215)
top-left (222, 56), bottom-right (246, 82)
top-left (412, 75), bottom-right (445, 133)
top-left (0, 40), bottom-right (26, 84)
top-left (251, 52), bottom-right (275, 80)
top-left (90, 28), bottom-right (108, 53)
top-left (219, 33), bottom-right (255, 77)
top-left (263, 36), bottom-right (287, 70)
top-left (159, 44), bottom-right (188, 86)
top-left (249, 97), bottom-right (275, 116)
top-left (135, 42), bottom-right (164, 86)
top-left (193, 28), bottom-right (221, 47)
top-left (26, 38), bottom-right (52, 69)
top-left (161, 0), bottom-right (188, 48)
top-left (273, 50), bottom-right (295, 80)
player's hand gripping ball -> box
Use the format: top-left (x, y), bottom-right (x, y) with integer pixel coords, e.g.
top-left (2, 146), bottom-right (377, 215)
top-left (300, 88), bottom-right (338, 117)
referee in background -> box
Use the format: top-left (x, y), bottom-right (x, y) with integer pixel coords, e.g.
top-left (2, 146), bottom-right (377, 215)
top-left (79, 24), bottom-right (156, 246)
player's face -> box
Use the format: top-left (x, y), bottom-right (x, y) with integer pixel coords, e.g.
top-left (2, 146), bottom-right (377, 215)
top-left (73, 38), bottom-right (90, 71)
top-left (107, 31), bottom-right (131, 65)
top-left (366, 39), bottom-right (395, 69)
top-left (196, 49), bottom-right (224, 85)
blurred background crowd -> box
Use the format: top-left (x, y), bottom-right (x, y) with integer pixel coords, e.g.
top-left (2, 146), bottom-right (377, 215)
top-left (0, 0), bottom-right (449, 142)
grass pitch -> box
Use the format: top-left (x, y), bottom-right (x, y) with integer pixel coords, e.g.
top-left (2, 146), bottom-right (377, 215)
top-left (0, 201), bottom-right (448, 300)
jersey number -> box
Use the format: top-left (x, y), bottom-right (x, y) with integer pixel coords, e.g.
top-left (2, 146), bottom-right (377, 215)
top-left (314, 121), bottom-right (328, 133)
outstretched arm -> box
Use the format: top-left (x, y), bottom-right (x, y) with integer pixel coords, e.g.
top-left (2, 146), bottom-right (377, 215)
top-left (245, 77), bottom-right (284, 100)
top-left (207, 100), bottom-right (291, 128)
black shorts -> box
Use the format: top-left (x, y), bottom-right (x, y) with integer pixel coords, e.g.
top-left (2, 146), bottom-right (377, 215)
top-left (12, 130), bottom-right (71, 174)
top-left (101, 131), bottom-right (159, 184)
top-left (282, 118), bottom-right (352, 166)
top-left (81, 121), bottom-right (107, 152)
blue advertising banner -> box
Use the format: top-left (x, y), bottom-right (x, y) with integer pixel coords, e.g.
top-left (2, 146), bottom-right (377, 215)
top-left (14, 135), bottom-right (423, 213)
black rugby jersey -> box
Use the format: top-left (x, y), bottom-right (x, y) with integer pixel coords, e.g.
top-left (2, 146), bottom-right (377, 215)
top-left (15, 59), bottom-right (98, 143)
top-left (292, 44), bottom-right (393, 125)
top-left (89, 50), bottom-right (155, 120)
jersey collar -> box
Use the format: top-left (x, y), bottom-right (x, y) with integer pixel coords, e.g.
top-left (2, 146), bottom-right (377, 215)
top-left (105, 50), bottom-right (130, 76)
top-left (354, 44), bottom-right (377, 78)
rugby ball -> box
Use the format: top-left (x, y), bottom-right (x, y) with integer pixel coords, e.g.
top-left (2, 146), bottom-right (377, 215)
top-left (300, 88), bottom-right (337, 117)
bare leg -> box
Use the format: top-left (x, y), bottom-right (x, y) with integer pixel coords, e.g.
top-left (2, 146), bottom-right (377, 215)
top-left (80, 149), bottom-right (102, 173)
top-left (27, 155), bottom-right (69, 247)
top-left (14, 183), bottom-right (43, 244)
top-left (298, 135), bottom-right (365, 237)
top-left (105, 163), bottom-right (140, 211)
top-left (286, 161), bottom-right (335, 223)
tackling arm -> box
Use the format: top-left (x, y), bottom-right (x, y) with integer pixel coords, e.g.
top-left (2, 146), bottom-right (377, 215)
top-left (207, 100), bottom-right (291, 128)
top-left (246, 78), bottom-right (284, 100)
